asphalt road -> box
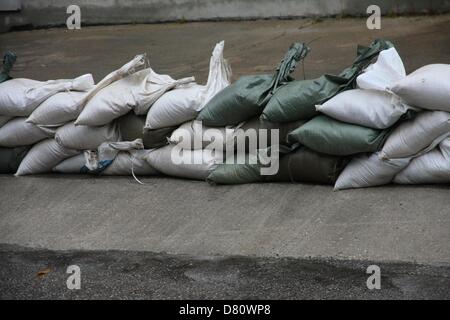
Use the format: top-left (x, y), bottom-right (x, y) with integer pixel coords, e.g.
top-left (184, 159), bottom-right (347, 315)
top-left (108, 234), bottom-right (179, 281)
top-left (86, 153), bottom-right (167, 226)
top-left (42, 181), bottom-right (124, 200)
top-left (1, 244), bottom-right (449, 300)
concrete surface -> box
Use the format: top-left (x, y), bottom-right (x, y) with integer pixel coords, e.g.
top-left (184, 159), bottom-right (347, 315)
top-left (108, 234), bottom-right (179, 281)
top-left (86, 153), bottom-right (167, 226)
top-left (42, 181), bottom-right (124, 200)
top-left (0, 175), bottom-right (449, 266)
top-left (2, 0), bottom-right (450, 33)
top-left (0, 17), bottom-right (449, 272)
top-left (1, 244), bottom-right (449, 299)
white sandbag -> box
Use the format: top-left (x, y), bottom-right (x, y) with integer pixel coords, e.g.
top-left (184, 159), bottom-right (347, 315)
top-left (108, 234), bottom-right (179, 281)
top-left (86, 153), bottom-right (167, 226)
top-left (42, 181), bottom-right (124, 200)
top-left (76, 67), bottom-right (194, 126)
top-left (0, 116), bottom-right (11, 128)
top-left (169, 120), bottom-right (234, 150)
top-left (316, 89), bottom-right (411, 129)
top-left (15, 139), bottom-right (79, 176)
top-left (145, 41), bottom-right (231, 130)
top-left (52, 153), bottom-right (87, 174)
top-left (102, 150), bottom-right (159, 176)
top-left (55, 121), bottom-right (121, 150)
top-left (390, 64), bottom-right (450, 111)
top-left (0, 74), bottom-right (94, 117)
top-left (0, 117), bottom-right (54, 147)
top-left (380, 111), bottom-right (450, 159)
top-left (357, 47), bottom-right (406, 91)
top-left (145, 144), bottom-right (221, 180)
top-left (394, 138), bottom-right (450, 184)
top-left (334, 153), bottom-right (410, 190)
top-left (27, 91), bottom-right (88, 126)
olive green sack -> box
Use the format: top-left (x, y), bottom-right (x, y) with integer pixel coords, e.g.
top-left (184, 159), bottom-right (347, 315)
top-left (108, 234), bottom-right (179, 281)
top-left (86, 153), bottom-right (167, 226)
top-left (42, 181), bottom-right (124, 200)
top-left (0, 52), bottom-right (16, 83)
top-left (287, 115), bottom-right (390, 156)
top-left (265, 147), bottom-right (349, 185)
top-left (206, 153), bottom-right (263, 185)
top-left (197, 42), bottom-right (310, 126)
top-left (261, 39), bottom-right (394, 122)
top-left (117, 113), bottom-right (177, 149)
top-left (0, 146), bottom-right (30, 174)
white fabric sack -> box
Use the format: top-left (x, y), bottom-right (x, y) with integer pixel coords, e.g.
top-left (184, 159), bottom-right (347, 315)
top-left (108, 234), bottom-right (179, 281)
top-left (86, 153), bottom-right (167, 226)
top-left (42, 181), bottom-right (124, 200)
top-left (102, 150), bottom-right (159, 176)
top-left (52, 153), bottom-right (86, 174)
top-left (0, 117), bottom-right (54, 147)
top-left (76, 67), bottom-right (194, 126)
top-left (0, 74), bottom-right (94, 117)
top-left (0, 116), bottom-right (11, 128)
top-left (394, 138), bottom-right (450, 184)
top-left (169, 120), bottom-right (235, 150)
top-left (390, 64), bottom-right (450, 111)
top-left (316, 89), bottom-right (411, 129)
top-left (334, 152), bottom-right (410, 190)
top-left (145, 144), bottom-right (221, 180)
top-left (16, 139), bottom-right (79, 176)
top-left (75, 54), bottom-right (146, 112)
top-left (27, 91), bottom-right (88, 126)
top-left (55, 121), bottom-right (121, 150)
top-left (145, 41), bottom-right (231, 130)
top-left (357, 47), bottom-right (406, 91)
top-left (380, 111), bottom-right (450, 159)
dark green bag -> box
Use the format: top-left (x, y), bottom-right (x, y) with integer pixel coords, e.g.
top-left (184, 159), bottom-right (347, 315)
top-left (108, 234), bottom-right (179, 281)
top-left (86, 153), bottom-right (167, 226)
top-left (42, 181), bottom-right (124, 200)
top-left (265, 147), bottom-right (349, 185)
top-left (143, 126), bottom-right (177, 149)
top-left (287, 115), bottom-right (390, 156)
top-left (206, 153), bottom-right (263, 185)
top-left (0, 52), bottom-right (16, 83)
top-left (117, 112), bottom-right (176, 149)
top-left (117, 113), bottom-right (146, 141)
top-left (0, 146), bottom-right (30, 174)
top-left (238, 117), bottom-right (306, 149)
top-left (261, 39), bottom-right (394, 122)
top-left (197, 42), bottom-right (310, 126)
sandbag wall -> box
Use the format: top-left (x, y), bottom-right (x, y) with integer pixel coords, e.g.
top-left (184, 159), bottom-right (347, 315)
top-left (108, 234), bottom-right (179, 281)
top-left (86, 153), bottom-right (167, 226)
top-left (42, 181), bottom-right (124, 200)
top-left (0, 39), bottom-right (449, 190)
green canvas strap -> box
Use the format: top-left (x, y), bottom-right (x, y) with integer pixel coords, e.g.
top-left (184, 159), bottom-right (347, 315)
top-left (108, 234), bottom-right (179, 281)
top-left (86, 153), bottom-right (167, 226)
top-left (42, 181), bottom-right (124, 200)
top-left (0, 51), bottom-right (17, 83)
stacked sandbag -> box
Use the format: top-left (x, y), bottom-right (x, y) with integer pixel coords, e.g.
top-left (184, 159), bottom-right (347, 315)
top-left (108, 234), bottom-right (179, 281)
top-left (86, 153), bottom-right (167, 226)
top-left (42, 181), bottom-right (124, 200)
top-left (0, 73), bottom-right (95, 175)
top-left (145, 41), bottom-right (231, 130)
top-left (394, 138), bottom-right (450, 184)
top-left (197, 42), bottom-right (309, 126)
top-left (146, 145), bottom-right (222, 180)
top-left (202, 40), bottom-right (395, 185)
top-left (332, 46), bottom-right (450, 189)
top-left (266, 147), bottom-right (349, 185)
top-left (260, 39), bottom-right (393, 122)
top-left (53, 139), bottom-right (159, 176)
top-left (1, 55), bottom-right (161, 176)
top-left (144, 41), bottom-right (234, 180)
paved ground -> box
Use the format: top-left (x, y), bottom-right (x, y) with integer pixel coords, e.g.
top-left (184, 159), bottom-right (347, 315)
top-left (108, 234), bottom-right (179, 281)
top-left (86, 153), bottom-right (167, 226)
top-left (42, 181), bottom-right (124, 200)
top-left (0, 16), bottom-right (450, 299)
top-left (1, 244), bottom-right (449, 300)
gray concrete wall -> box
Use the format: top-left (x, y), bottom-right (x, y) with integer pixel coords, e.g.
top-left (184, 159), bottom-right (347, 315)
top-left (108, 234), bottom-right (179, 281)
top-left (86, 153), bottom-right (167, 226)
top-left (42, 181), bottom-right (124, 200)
top-left (1, 0), bottom-right (450, 32)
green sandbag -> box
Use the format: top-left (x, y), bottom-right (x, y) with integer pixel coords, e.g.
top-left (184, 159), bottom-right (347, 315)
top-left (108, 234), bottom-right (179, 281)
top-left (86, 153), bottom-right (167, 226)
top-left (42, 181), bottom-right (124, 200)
top-left (287, 115), bottom-right (389, 156)
top-left (197, 42), bottom-right (310, 126)
top-left (117, 113), bottom-right (146, 141)
top-left (143, 126), bottom-right (177, 149)
top-left (117, 112), bottom-right (176, 149)
top-left (261, 39), bottom-right (394, 122)
top-left (206, 153), bottom-right (263, 185)
top-left (0, 52), bottom-right (16, 83)
top-left (265, 147), bottom-right (349, 185)
top-left (0, 146), bottom-right (30, 174)
top-left (239, 117), bottom-right (306, 148)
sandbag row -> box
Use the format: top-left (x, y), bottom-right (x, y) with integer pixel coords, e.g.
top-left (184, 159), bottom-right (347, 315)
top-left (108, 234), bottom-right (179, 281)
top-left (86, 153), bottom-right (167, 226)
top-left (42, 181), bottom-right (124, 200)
top-left (1, 39), bottom-right (449, 191)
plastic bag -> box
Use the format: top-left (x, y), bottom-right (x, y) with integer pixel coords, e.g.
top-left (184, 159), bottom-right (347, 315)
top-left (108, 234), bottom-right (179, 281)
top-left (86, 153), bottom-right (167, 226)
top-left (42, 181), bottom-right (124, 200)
top-left (197, 42), bottom-right (309, 126)
top-left (261, 39), bottom-right (393, 122)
